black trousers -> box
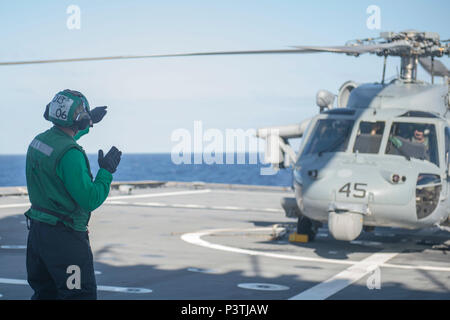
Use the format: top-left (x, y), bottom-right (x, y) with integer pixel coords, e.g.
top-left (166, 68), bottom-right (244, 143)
top-left (26, 219), bottom-right (97, 300)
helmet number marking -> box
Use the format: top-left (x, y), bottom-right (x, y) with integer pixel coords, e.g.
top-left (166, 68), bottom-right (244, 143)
top-left (49, 94), bottom-right (73, 122)
top-left (55, 108), bottom-right (67, 119)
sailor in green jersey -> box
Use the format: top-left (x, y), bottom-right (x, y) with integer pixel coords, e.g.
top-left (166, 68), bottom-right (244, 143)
top-left (25, 89), bottom-right (122, 300)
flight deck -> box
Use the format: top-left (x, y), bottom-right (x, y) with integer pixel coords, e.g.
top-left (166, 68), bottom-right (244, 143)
top-left (0, 182), bottom-right (449, 300)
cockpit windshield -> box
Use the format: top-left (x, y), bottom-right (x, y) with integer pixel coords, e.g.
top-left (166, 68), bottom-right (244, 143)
top-left (353, 121), bottom-right (385, 154)
top-left (302, 119), bottom-right (354, 156)
top-left (385, 122), bottom-right (439, 166)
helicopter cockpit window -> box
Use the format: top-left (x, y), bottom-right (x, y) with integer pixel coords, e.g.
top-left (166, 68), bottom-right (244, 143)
top-left (302, 119), bottom-right (354, 156)
top-left (385, 122), bottom-right (439, 166)
top-left (353, 121), bottom-right (385, 154)
top-left (445, 127), bottom-right (450, 166)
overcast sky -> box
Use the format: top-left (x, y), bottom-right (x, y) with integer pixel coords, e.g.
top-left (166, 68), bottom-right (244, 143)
top-left (0, 0), bottom-right (448, 154)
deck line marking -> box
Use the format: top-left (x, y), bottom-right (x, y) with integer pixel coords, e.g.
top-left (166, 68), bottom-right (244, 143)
top-left (381, 263), bottom-right (450, 272)
top-left (0, 203), bottom-right (30, 209)
top-left (289, 252), bottom-right (398, 300)
top-left (0, 190), bottom-right (213, 210)
top-left (108, 201), bottom-right (284, 213)
top-left (0, 201), bottom-right (283, 213)
top-left (1, 245), bottom-right (27, 249)
top-left (0, 277), bottom-right (152, 294)
top-left (0, 278), bottom-right (28, 285)
top-left (107, 189), bottom-right (212, 201)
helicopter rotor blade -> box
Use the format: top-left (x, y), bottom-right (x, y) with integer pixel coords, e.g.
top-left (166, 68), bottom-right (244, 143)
top-left (0, 41), bottom-right (413, 66)
top-left (0, 48), bottom-right (341, 66)
top-left (418, 57), bottom-right (449, 77)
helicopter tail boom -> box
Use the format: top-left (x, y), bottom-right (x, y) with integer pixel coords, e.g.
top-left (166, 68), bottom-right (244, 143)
top-left (256, 118), bottom-right (311, 169)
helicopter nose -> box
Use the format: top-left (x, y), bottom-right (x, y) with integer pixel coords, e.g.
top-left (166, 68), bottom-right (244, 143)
top-left (295, 158), bottom-right (424, 238)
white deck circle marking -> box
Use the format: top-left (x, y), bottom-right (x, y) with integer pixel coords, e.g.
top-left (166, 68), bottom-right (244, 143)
top-left (181, 227), bottom-right (450, 272)
top-left (238, 283), bottom-right (289, 291)
top-left (182, 228), bottom-right (357, 266)
top-left (181, 227), bottom-right (450, 300)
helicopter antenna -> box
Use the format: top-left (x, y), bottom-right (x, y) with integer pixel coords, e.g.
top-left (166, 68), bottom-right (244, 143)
top-left (381, 54), bottom-right (387, 85)
top-left (431, 56), bottom-right (434, 84)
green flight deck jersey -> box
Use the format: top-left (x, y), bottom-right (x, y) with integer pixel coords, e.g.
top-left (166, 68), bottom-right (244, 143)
top-left (25, 126), bottom-right (112, 231)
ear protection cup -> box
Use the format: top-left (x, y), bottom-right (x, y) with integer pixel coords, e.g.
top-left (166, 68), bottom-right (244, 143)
top-left (74, 112), bottom-right (91, 130)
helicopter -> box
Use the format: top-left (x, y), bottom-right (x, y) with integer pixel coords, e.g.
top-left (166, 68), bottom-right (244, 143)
top-left (1, 30), bottom-right (449, 242)
top-left (257, 30), bottom-right (450, 241)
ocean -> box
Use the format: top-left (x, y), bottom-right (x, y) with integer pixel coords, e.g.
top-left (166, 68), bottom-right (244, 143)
top-left (0, 154), bottom-right (293, 187)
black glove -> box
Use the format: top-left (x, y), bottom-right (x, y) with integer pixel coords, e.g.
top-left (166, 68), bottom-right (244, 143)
top-left (90, 106), bottom-right (108, 124)
top-left (98, 146), bottom-right (122, 173)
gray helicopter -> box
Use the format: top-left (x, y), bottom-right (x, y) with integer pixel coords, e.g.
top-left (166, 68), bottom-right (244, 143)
top-left (258, 30), bottom-right (450, 241)
top-left (2, 30), bottom-right (449, 242)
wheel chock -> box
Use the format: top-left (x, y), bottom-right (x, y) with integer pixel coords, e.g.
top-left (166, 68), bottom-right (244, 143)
top-left (289, 232), bottom-right (309, 243)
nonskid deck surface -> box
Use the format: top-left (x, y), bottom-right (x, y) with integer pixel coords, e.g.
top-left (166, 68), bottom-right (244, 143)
top-left (0, 183), bottom-right (449, 300)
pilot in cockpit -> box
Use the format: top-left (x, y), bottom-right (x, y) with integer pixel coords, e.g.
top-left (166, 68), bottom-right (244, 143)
top-left (411, 125), bottom-right (429, 148)
top-left (410, 124), bottom-right (430, 160)
top-left (370, 122), bottom-right (383, 136)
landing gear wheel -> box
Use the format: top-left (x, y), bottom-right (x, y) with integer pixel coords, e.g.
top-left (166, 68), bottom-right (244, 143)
top-left (297, 216), bottom-right (317, 241)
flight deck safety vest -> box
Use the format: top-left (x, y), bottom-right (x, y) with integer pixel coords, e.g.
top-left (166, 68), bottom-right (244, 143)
top-left (25, 127), bottom-right (93, 231)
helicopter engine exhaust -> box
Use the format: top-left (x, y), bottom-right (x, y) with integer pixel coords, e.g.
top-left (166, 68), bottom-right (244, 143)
top-left (328, 211), bottom-right (363, 241)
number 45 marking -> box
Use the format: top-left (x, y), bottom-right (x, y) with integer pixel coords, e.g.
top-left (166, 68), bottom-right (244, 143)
top-left (339, 182), bottom-right (367, 198)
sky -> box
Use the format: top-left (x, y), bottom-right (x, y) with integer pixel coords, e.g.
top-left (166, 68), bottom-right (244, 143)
top-left (0, 0), bottom-right (448, 154)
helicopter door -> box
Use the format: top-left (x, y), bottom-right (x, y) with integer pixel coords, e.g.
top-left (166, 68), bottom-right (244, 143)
top-left (445, 127), bottom-right (450, 168)
top-left (444, 127), bottom-right (450, 203)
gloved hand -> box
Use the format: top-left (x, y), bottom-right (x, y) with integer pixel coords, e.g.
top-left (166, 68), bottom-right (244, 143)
top-left (90, 106), bottom-right (108, 124)
top-left (98, 146), bottom-right (122, 174)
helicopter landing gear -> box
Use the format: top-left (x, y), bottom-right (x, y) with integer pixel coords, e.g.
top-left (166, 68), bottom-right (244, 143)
top-left (294, 216), bottom-right (320, 242)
